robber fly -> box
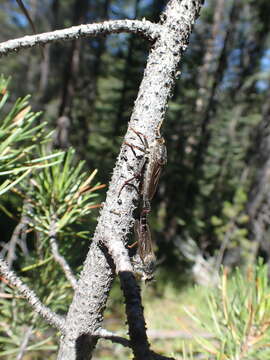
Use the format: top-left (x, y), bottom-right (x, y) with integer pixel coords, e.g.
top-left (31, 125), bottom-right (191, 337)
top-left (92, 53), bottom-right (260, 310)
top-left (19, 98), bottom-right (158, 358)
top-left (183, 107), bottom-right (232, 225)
top-left (119, 127), bottom-right (167, 205)
top-left (141, 134), bottom-right (167, 210)
top-left (119, 126), bottom-right (167, 280)
top-left (131, 208), bottom-right (156, 282)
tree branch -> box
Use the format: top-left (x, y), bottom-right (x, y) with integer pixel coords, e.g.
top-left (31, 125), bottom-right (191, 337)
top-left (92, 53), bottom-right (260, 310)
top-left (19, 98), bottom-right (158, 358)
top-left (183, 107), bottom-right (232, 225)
top-left (0, 19), bottom-right (161, 57)
top-left (6, 199), bottom-right (30, 270)
top-left (93, 328), bottom-right (130, 347)
top-left (16, 324), bottom-right (34, 360)
top-left (56, 1), bottom-right (204, 358)
top-left (0, 256), bottom-right (65, 332)
top-left (120, 271), bottom-right (152, 360)
top-left (103, 237), bottom-right (152, 359)
top-left (49, 219), bottom-right (77, 290)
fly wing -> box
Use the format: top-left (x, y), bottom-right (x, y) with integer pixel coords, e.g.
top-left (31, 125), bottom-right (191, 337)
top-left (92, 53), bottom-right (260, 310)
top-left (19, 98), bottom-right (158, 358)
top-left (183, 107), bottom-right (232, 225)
top-left (144, 139), bottom-right (167, 201)
top-left (134, 220), bottom-right (154, 261)
top-left (146, 161), bottom-right (163, 201)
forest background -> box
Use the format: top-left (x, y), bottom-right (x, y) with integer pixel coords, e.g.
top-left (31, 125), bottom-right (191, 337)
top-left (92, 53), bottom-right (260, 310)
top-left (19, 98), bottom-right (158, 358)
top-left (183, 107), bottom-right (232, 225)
top-left (1, 0), bottom-right (270, 359)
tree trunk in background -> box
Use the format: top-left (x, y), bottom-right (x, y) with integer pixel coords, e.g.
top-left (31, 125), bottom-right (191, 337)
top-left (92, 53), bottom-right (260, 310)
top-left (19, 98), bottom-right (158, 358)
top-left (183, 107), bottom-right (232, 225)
top-left (54, 0), bottom-right (90, 149)
top-left (89, 0), bottom-right (110, 97)
top-left (25, 0), bottom-right (38, 95)
top-left (247, 87), bottom-right (270, 263)
top-left (33, 0), bottom-right (60, 107)
top-left (151, 0), bottom-right (167, 22)
top-left (38, 44), bottom-right (50, 95)
top-left (51, 0), bottom-right (60, 29)
top-left (180, 0), bottom-right (239, 226)
top-left (58, 0), bottom-right (89, 118)
top-left (114, 0), bottom-right (141, 135)
top-left (73, 0), bottom-right (110, 159)
top-left (161, 0), bottom-right (235, 251)
top-left (193, 0), bottom-right (238, 172)
top-left (195, 0), bottom-right (225, 113)
top-left (238, 0), bottom-right (270, 264)
top-left (235, 0), bottom-right (270, 94)
top-left (192, 0), bottom-right (270, 169)
top-left (189, 0), bottom-right (270, 264)
top-left (161, 0), bottom-right (226, 248)
top-left (37, 0), bottom-right (60, 99)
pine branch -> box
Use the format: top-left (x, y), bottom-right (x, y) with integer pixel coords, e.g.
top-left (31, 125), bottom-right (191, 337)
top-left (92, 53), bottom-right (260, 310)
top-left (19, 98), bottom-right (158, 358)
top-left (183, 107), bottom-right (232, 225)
top-left (0, 256), bottom-right (65, 332)
top-left (0, 20), bottom-right (161, 57)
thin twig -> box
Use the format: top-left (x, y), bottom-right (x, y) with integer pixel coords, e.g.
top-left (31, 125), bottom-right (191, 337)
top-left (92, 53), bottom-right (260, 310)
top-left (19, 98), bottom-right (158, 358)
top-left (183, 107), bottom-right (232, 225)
top-left (49, 219), bottom-right (77, 289)
top-left (16, 324), bottom-right (33, 360)
top-left (16, 313), bottom-right (38, 360)
top-left (93, 328), bottom-right (130, 347)
top-left (0, 321), bottom-right (13, 338)
top-left (0, 20), bottom-right (161, 57)
top-left (0, 292), bottom-right (23, 298)
top-left (6, 222), bottom-right (27, 270)
top-left (0, 256), bottom-right (65, 332)
top-left (16, 0), bottom-right (37, 34)
top-left (6, 199), bottom-right (31, 270)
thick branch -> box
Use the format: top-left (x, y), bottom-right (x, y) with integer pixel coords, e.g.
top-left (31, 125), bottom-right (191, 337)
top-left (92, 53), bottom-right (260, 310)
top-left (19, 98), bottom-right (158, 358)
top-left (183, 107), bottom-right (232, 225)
top-left (57, 1), bottom-right (203, 359)
top-left (0, 256), bottom-right (65, 332)
top-left (120, 271), bottom-right (152, 360)
top-left (0, 19), bottom-right (161, 57)
top-left (104, 237), bottom-right (151, 359)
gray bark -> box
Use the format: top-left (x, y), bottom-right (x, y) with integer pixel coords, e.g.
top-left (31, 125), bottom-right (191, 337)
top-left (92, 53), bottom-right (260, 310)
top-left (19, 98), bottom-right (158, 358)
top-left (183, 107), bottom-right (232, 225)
top-left (0, 20), bottom-right (161, 57)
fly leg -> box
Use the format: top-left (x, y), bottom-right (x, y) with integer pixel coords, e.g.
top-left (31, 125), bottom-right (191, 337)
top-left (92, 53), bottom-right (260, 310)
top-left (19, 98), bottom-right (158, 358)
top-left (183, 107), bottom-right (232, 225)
top-left (118, 174), bottom-right (141, 197)
top-left (118, 128), bottom-right (149, 197)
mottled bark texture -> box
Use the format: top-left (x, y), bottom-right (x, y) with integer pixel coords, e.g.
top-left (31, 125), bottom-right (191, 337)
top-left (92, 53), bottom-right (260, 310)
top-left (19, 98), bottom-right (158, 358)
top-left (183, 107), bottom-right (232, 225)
top-left (0, 20), bottom-right (161, 57)
top-left (0, 1), bottom-right (203, 359)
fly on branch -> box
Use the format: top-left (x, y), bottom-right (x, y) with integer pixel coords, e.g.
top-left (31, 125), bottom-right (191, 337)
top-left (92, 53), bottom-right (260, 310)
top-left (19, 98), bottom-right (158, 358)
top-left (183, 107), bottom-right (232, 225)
top-left (119, 127), bottom-right (167, 281)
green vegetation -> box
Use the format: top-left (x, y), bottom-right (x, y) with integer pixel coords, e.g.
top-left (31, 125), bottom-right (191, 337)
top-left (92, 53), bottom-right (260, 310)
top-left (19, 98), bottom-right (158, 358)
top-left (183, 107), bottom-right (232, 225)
top-left (0, 77), bottom-right (104, 358)
top-left (100, 263), bottom-right (270, 360)
top-left (0, 76), bottom-right (63, 195)
top-left (182, 262), bottom-right (270, 360)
